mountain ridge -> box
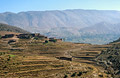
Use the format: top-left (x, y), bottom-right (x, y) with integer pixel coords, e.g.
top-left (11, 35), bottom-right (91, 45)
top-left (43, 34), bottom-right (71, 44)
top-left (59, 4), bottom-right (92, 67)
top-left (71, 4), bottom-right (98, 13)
top-left (0, 9), bottom-right (120, 44)
top-left (0, 23), bottom-right (30, 34)
top-left (1, 9), bottom-right (120, 29)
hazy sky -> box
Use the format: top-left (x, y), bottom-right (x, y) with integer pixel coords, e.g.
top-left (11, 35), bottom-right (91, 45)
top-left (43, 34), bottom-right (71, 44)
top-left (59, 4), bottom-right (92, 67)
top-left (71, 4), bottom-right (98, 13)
top-left (0, 0), bottom-right (120, 13)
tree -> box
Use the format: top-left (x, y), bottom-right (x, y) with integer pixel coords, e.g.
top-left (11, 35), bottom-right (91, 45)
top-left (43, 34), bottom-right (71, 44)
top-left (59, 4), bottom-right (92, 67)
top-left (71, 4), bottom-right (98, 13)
top-left (64, 74), bottom-right (68, 78)
top-left (0, 35), bottom-right (1, 39)
top-left (45, 40), bottom-right (49, 43)
top-left (34, 37), bottom-right (39, 40)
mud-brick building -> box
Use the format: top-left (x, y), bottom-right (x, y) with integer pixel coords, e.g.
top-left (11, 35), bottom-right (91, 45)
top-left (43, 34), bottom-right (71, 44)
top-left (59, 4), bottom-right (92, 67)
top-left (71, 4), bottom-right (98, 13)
top-left (17, 34), bottom-right (32, 39)
top-left (56, 39), bottom-right (63, 42)
top-left (17, 33), bottom-right (48, 40)
top-left (2, 34), bottom-right (15, 38)
top-left (49, 37), bottom-right (62, 42)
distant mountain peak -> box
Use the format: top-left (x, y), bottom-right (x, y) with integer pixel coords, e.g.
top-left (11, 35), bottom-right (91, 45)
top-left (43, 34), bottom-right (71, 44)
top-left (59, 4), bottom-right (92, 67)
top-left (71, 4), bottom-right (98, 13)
top-left (0, 9), bottom-right (120, 44)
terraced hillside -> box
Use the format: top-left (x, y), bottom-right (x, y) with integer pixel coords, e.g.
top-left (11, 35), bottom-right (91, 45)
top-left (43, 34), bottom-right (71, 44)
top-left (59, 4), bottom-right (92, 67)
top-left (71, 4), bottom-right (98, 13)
top-left (70, 44), bottom-right (111, 64)
top-left (0, 55), bottom-right (110, 78)
top-left (0, 34), bottom-right (112, 78)
top-left (96, 42), bottom-right (120, 78)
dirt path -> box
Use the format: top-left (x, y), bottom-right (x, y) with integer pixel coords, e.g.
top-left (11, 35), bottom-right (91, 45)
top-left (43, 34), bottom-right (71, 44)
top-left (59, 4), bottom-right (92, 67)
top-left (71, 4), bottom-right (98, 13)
top-left (62, 44), bottom-right (111, 78)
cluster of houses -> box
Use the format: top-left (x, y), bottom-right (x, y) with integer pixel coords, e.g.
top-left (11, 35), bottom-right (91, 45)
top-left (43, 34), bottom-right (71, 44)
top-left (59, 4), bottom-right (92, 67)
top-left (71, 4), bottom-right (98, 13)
top-left (1, 33), bottom-right (62, 43)
top-left (1, 33), bottom-right (73, 61)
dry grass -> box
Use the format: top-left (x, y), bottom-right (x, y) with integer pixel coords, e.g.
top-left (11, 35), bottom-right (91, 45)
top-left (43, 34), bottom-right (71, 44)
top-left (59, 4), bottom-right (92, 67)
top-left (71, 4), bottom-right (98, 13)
top-left (0, 37), bottom-right (112, 78)
top-left (0, 31), bottom-right (21, 36)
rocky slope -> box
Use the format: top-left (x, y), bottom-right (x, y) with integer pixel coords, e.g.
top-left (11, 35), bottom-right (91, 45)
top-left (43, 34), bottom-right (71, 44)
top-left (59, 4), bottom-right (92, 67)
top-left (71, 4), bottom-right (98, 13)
top-left (0, 23), bottom-right (30, 34)
top-left (96, 42), bottom-right (120, 78)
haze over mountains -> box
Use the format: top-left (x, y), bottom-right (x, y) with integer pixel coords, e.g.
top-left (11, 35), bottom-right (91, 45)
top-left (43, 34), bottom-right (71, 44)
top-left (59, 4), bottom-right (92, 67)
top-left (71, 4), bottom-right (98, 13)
top-left (0, 9), bottom-right (120, 44)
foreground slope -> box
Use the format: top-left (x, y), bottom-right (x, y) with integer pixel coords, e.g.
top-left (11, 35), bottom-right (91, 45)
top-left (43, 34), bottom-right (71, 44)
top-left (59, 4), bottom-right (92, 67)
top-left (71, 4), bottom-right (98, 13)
top-left (96, 41), bottom-right (120, 78)
top-left (0, 33), bottom-right (112, 78)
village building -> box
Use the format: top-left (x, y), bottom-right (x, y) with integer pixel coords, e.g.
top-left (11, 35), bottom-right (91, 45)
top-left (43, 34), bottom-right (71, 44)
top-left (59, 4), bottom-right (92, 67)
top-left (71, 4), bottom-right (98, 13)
top-left (17, 34), bottom-right (32, 39)
top-left (1, 33), bottom-right (62, 43)
top-left (49, 37), bottom-right (62, 42)
top-left (2, 34), bottom-right (15, 38)
top-left (17, 33), bottom-right (48, 40)
top-left (56, 39), bottom-right (63, 42)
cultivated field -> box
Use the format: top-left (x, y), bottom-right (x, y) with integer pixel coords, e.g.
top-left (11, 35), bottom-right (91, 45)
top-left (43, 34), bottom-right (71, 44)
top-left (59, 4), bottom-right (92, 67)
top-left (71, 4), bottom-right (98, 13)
top-left (0, 33), bottom-right (112, 78)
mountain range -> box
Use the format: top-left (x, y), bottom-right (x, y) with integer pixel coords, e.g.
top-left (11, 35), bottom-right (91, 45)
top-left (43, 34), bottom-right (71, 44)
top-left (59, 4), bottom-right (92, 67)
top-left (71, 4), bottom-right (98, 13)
top-left (0, 9), bottom-right (120, 44)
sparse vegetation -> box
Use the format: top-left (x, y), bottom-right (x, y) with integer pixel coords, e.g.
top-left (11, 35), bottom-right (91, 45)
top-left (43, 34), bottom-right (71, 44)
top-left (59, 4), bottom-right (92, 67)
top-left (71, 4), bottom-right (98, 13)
top-left (64, 74), bottom-right (68, 78)
top-left (0, 23), bottom-right (30, 33)
top-left (34, 36), bottom-right (39, 40)
top-left (8, 54), bottom-right (15, 58)
top-left (77, 72), bottom-right (82, 76)
top-left (0, 35), bottom-right (1, 39)
top-left (49, 39), bottom-right (57, 43)
top-left (45, 40), bottom-right (49, 43)
top-left (71, 72), bottom-right (76, 77)
top-left (0, 31), bottom-right (112, 78)
top-left (0, 52), bottom-right (6, 56)
top-left (96, 43), bottom-right (120, 78)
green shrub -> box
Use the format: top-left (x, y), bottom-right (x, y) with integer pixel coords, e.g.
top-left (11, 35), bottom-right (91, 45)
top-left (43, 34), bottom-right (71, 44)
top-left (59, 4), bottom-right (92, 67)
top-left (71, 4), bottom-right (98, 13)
top-left (53, 39), bottom-right (57, 43)
top-left (64, 74), bottom-right (68, 78)
top-left (4, 71), bottom-right (8, 74)
top-left (8, 54), bottom-right (15, 58)
top-left (45, 40), bottom-right (49, 43)
top-left (0, 35), bottom-right (1, 39)
top-left (0, 52), bottom-right (6, 56)
top-left (77, 72), bottom-right (82, 76)
top-left (71, 72), bottom-right (76, 77)
top-left (43, 40), bottom-right (49, 44)
top-left (49, 39), bottom-right (57, 43)
top-left (34, 37), bottom-right (39, 40)
top-left (107, 56), bottom-right (112, 59)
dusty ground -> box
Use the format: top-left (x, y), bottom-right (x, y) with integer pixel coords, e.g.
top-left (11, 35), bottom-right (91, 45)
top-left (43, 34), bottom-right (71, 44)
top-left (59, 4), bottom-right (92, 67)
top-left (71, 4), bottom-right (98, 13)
top-left (0, 37), bottom-right (112, 78)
